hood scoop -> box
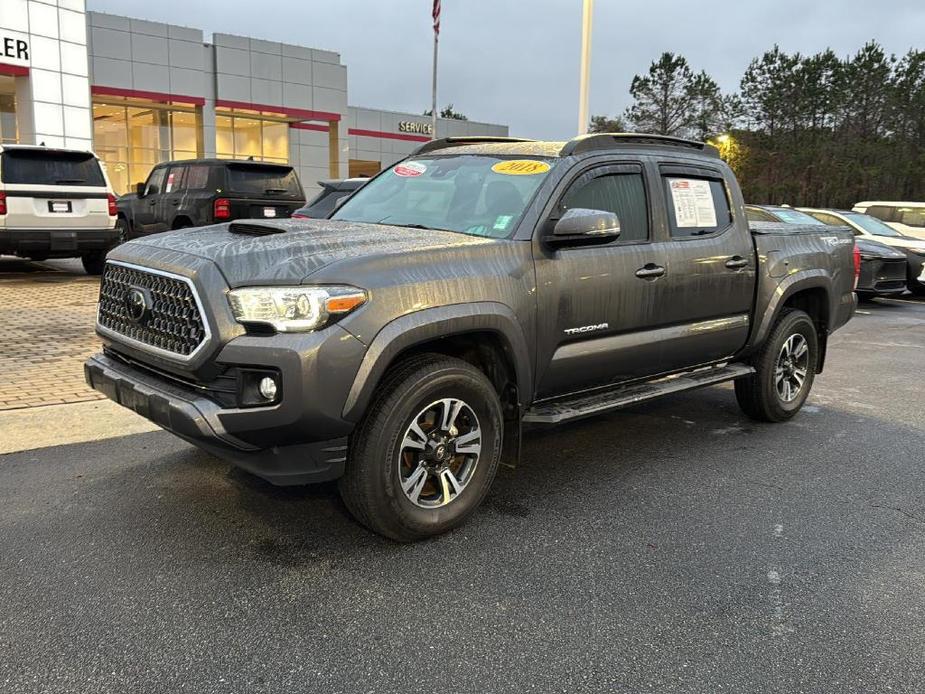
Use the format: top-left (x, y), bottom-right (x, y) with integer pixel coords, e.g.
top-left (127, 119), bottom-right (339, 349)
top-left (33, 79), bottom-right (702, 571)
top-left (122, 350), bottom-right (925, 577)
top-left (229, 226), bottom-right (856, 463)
top-left (228, 221), bottom-right (287, 236)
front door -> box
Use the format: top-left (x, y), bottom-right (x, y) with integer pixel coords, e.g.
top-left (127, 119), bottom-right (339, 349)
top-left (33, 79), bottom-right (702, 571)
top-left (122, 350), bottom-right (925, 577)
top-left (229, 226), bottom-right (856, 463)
top-left (133, 166), bottom-right (166, 234)
top-left (533, 162), bottom-right (671, 398)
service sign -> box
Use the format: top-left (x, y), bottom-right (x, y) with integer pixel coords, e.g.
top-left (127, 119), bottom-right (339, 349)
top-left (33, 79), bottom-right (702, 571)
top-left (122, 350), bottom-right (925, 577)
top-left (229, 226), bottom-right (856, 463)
top-left (0, 30), bottom-right (30, 68)
top-left (399, 121), bottom-right (433, 135)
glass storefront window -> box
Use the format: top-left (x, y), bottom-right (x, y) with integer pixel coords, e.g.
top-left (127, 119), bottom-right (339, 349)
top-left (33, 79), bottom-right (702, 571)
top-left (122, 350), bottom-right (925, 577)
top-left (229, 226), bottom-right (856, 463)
top-left (0, 76), bottom-right (17, 145)
top-left (215, 112), bottom-right (289, 163)
top-left (92, 100), bottom-right (203, 194)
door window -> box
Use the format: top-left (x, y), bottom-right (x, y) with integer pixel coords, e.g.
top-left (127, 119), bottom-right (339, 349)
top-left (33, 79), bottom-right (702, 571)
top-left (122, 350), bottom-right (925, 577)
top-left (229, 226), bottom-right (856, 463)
top-left (559, 173), bottom-right (649, 242)
top-left (664, 177), bottom-right (731, 238)
top-left (746, 207), bottom-right (776, 222)
top-left (164, 166), bottom-right (186, 193)
top-left (898, 208), bottom-right (925, 228)
top-left (185, 165), bottom-right (210, 191)
top-left (144, 167), bottom-right (166, 196)
top-left (864, 205), bottom-right (896, 223)
top-left (811, 211), bottom-right (849, 227)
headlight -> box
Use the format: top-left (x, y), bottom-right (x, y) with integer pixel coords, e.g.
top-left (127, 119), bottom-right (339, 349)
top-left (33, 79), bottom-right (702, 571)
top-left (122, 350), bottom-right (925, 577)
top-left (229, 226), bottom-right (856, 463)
top-left (228, 286), bottom-right (366, 332)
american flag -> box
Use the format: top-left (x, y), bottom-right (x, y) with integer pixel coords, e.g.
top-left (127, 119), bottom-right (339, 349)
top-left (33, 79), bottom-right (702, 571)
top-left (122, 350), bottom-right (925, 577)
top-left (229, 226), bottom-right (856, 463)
top-left (432, 0), bottom-right (440, 36)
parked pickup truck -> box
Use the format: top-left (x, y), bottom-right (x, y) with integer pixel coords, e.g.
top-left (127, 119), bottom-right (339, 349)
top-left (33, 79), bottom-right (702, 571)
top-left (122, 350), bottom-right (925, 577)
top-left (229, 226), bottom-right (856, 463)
top-left (85, 134), bottom-right (857, 541)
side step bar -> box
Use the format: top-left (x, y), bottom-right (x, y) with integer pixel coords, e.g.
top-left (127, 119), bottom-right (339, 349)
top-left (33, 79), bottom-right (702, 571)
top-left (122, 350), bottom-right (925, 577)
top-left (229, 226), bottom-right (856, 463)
top-left (523, 363), bottom-right (756, 425)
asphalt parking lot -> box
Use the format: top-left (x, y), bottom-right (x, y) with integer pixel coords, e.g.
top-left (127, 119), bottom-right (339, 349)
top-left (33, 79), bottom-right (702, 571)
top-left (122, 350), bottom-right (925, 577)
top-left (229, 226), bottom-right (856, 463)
top-left (0, 276), bottom-right (922, 692)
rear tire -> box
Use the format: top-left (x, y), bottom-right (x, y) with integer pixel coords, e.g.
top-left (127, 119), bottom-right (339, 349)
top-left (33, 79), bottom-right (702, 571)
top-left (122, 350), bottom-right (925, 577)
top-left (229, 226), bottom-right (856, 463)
top-left (339, 354), bottom-right (503, 542)
top-left (81, 250), bottom-right (107, 276)
top-left (735, 309), bottom-right (818, 422)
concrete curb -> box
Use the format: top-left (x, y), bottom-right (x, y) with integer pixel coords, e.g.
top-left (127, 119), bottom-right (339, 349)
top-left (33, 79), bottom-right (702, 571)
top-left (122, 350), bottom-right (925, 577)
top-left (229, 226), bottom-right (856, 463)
top-left (0, 400), bottom-right (159, 455)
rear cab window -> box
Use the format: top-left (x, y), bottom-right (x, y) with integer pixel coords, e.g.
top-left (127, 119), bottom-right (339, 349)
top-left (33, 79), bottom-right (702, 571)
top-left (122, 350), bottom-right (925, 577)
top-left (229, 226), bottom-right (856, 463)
top-left (224, 164), bottom-right (302, 199)
top-left (0, 149), bottom-right (106, 187)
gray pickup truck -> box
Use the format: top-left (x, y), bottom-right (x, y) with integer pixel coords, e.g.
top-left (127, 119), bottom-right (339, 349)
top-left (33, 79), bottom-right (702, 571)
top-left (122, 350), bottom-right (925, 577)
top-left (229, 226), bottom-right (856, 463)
top-left (85, 134), bottom-right (857, 541)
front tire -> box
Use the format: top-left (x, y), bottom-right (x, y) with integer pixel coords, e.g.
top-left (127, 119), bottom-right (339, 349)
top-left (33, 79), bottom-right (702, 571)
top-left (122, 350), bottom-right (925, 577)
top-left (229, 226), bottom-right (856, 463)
top-left (339, 354), bottom-right (504, 542)
top-left (907, 275), bottom-right (925, 297)
top-left (81, 250), bottom-right (107, 276)
top-left (735, 309), bottom-right (818, 422)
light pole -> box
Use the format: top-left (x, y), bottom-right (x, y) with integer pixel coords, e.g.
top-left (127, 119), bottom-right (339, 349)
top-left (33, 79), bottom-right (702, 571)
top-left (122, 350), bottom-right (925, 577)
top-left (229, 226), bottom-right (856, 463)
top-left (577, 0), bottom-right (594, 135)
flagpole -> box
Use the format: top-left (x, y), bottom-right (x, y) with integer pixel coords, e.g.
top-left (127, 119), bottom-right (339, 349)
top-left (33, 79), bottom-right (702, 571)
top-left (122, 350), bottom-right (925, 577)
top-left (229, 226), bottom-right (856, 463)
top-left (577, 0), bottom-right (594, 135)
top-left (431, 31), bottom-right (438, 139)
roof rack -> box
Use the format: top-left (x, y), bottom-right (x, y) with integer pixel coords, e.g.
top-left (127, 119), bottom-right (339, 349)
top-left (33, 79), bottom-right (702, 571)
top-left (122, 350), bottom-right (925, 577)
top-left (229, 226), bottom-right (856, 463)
top-left (411, 136), bottom-right (538, 156)
top-left (560, 133), bottom-right (717, 157)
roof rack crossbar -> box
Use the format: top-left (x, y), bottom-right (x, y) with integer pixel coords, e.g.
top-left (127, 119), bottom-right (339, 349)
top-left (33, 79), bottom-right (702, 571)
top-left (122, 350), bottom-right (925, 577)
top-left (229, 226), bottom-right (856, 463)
top-left (559, 133), bottom-right (717, 158)
top-left (411, 136), bottom-right (538, 156)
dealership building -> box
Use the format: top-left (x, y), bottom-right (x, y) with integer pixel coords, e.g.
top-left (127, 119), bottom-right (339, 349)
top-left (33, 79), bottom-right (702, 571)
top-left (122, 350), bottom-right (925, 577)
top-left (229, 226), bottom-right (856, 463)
top-left (0, 1), bottom-right (508, 193)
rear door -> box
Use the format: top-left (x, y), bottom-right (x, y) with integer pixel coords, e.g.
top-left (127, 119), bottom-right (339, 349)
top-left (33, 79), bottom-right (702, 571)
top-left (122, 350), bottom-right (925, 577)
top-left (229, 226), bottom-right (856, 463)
top-left (159, 164), bottom-right (187, 228)
top-left (0, 149), bottom-right (110, 229)
top-left (654, 162), bottom-right (755, 373)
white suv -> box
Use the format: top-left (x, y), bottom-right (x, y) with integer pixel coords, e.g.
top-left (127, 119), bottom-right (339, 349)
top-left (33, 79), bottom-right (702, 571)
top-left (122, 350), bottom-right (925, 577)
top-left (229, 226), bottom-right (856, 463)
top-left (0, 144), bottom-right (118, 274)
top-left (852, 201), bottom-right (925, 241)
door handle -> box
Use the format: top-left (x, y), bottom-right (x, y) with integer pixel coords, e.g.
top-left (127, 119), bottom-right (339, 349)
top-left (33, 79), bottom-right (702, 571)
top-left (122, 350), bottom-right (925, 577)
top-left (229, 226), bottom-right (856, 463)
top-left (635, 263), bottom-right (666, 279)
top-left (725, 256), bottom-right (749, 269)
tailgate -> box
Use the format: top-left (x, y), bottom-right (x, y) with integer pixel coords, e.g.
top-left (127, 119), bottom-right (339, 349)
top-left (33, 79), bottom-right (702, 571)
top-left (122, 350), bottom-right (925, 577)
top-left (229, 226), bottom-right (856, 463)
top-left (3, 187), bottom-right (111, 228)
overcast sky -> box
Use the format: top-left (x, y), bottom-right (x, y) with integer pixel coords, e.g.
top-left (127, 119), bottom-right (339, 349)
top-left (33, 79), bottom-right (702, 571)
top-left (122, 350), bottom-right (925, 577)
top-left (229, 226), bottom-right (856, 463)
top-left (89, 0), bottom-right (925, 139)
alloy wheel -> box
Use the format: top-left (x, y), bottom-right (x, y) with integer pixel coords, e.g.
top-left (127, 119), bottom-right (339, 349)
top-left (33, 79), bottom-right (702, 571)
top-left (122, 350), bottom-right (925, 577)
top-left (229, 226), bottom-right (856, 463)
top-left (398, 398), bottom-right (482, 509)
top-left (775, 333), bottom-right (809, 402)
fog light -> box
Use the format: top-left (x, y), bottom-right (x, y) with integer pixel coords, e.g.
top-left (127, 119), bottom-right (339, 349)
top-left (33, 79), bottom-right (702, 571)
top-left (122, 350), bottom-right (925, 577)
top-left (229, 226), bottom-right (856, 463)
top-left (258, 376), bottom-right (278, 401)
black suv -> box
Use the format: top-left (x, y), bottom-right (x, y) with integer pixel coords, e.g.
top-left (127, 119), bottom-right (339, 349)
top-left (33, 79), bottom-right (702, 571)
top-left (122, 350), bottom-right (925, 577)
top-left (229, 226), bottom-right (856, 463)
top-left (116, 159), bottom-right (305, 240)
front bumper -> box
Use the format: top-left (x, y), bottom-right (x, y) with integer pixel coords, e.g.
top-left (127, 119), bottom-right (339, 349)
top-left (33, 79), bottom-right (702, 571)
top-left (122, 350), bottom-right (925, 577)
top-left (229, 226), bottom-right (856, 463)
top-left (857, 257), bottom-right (907, 296)
top-left (0, 227), bottom-right (118, 255)
top-left (85, 352), bottom-right (350, 485)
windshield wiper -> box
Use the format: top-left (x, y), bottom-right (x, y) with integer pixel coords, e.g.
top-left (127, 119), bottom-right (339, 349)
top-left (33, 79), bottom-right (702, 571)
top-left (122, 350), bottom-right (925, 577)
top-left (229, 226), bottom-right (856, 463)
top-left (264, 188), bottom-right (288, 194)
top-left (56, 178), bottom-right (85, 184)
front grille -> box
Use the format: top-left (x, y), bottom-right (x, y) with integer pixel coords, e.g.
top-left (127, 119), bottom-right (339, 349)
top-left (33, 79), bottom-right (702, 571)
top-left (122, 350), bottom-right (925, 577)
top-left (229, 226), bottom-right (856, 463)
top-left (98, 262), bottom-right (207, 358)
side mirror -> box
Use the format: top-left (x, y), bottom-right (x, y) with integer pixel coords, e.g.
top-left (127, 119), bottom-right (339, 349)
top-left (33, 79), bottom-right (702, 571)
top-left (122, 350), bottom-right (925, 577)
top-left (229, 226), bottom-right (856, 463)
top-left (135, 182), bottom-right (146, 197)
top-left (547, 208), bottom-right (621, 246)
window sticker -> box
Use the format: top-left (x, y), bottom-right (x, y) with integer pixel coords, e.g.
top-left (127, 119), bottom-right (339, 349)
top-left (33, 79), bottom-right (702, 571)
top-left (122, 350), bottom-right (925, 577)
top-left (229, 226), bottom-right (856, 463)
top-left (165, 172), bottom-right (175, 193)
top-left (668, 178), bottom-right (716, 228)
top-left (493, 215), bottom-right (513, 231)
top-left (393, 161), bottom-right (427, 177)
top-left (491, 160), bottom-right (551, 176)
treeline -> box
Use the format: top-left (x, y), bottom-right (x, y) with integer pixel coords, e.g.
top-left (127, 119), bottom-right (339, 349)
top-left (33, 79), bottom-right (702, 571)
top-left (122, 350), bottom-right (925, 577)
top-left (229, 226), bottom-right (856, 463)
top-left (591, 41), bottom-right (925, 208)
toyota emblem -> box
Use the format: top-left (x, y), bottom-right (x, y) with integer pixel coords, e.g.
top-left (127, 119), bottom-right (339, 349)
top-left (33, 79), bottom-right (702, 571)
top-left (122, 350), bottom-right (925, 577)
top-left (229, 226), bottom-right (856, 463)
top-left (124, 287), bottom-right (149, 323)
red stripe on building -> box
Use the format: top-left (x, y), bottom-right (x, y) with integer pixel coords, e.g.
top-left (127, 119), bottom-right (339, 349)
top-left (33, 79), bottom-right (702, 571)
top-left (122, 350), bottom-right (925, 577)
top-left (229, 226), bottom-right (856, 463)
top-left (91, 85), bottom-right (205, 106)
top-left (348, 128), bottom-right (431, 143)
top-left (290, 122), bottom-right (330, 132)
top-left (215, 99), bottom-right (341, 122)
top-left (0, 63), bottom-right (29, 77)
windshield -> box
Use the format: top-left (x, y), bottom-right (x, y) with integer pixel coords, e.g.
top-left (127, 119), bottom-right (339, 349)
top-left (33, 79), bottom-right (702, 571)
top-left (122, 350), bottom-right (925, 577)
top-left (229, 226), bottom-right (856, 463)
top-left (843, 212), bottom-right (903, 237)
top-left (771, 208), bottom-right (824, 225)
top-left (0, 149), bottom-right (106, 186)
top-left (331, 155), bottom-right (553, 237)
